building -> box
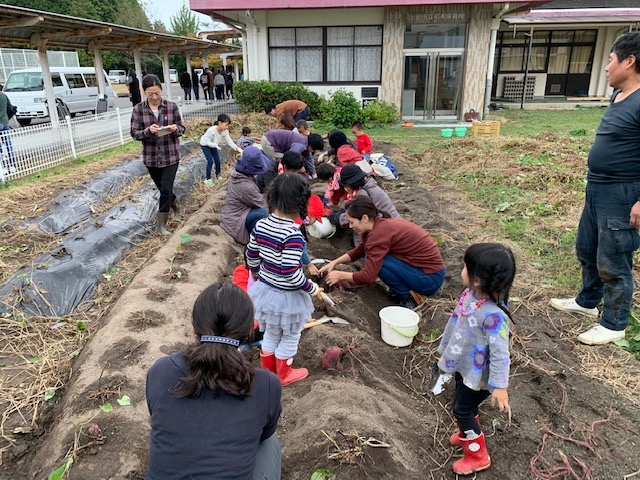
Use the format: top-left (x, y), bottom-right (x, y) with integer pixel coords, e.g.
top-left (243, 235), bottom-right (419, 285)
top-left (190, 0), bottom-right (640, 119)
top-left (495, 0), bottom-right (640, 102)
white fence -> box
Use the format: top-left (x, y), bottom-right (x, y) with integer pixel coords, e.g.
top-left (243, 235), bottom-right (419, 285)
top-left (0, 100), bottom-right (239, 183)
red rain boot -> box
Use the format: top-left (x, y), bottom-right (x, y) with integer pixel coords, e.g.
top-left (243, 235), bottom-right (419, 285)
top-left (276, 357), bottom-right (308, 386)
top-left (452, 432), bottom-right (491, 475)
top-left (260, 350), bottom-right (276, 374)
top-left (449, 415), bottom-right (480, 447)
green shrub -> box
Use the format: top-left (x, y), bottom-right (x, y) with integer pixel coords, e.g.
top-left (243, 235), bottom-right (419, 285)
top-left (233, 81), bottom-right (325, 119)
top-left (321, 89), bottom-right (362, 129)
top-left (362, 99), bottom-right (399, 125)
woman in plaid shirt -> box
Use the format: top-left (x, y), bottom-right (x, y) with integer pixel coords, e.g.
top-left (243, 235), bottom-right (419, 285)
top-left (131, 74), bottom-right (185, 235)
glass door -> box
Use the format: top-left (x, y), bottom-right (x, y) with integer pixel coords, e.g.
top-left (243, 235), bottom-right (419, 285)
top-left (403, 52), bottom-right (463, 120)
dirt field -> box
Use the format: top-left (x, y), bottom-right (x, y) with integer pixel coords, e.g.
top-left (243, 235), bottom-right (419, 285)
top-left (1, 130), bottom-right (640, 480)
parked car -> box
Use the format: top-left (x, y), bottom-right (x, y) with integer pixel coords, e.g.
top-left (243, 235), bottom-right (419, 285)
top-left (107, 69), bottom-right (127, 84)
top-left (3, 67), bottom-right (116, 126)
top-left (169, 69), bottom-right (178, 83)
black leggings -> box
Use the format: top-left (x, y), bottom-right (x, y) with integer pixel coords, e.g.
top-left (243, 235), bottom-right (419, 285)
top-left (146, 163), bottom-right (178, 213)
top-left (452, 372), bottom-right (490, 435)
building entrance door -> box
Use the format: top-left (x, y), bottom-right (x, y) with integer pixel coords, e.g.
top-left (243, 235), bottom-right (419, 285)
top-left (403, 51), bottom-right (463, 120)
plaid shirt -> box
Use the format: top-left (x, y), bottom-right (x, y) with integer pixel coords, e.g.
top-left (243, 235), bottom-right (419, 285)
top-left (130, 99), bottom-right (185, 168)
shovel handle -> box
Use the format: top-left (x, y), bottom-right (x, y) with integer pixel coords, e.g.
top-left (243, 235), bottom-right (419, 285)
top-left (319, 291), bottom-right (336, 306)
top-left (304, 318), bottom-right (329, 329)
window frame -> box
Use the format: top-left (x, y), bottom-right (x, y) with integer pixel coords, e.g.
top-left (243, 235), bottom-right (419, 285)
top-left (495, 29), bottom-right (597, 75)
top-left (268, 25), bottom-right (383, 85)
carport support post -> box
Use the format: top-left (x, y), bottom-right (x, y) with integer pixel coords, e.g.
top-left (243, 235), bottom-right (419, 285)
top-left (92, 45), bottom-right (107, 95)
top-left (33, 35), bottom-right (59, 128)
top-left (133, 49), bottom-right (143, 100)
top-left (185, 54), bottom-right (192, 77)
top-left (161, 50), bottom-right (171, 100)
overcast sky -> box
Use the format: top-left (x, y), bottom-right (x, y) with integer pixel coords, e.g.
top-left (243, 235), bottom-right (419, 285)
top-left (146, 0), bottom-right (220, 32)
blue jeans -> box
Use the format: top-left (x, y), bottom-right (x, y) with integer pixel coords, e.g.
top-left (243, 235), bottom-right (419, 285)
top-left (575, 181), bottom-right (640, 331)
top-left (201, 145), bottom-right (220, 179)
top-left (245, 208), bottom-right (268, 235)
top-left (378, 254), bottom-right (445, 298)
top-left (294, 107), bottom-right (310, 122)
top-left (0, 124), bottom-right (15, 168)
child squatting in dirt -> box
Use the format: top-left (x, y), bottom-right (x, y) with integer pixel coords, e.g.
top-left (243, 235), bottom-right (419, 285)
top-left (436, 242), bottom-right (516, 475)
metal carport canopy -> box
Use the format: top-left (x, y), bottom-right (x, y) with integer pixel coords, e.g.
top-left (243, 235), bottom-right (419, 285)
top-left (0, 4), bottom-right (239, 125)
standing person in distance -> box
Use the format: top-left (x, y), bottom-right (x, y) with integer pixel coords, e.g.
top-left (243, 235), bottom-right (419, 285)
top-left (179, 70), bottom-right (192, 101)
top-left (126, 69), bottom-right (141, 107)
top-left (200, 69), bottom-right (210, 102)
top-left (191, 69), bottom-right (200, 101)
top-left (0, 89), bottom-right (17, 173)
top-left (549, 31), bottom-right (640, 345)
top-left (437, 243), bottom-right (515, 476)
top-left (145, 283), bottom-right (282, 480)
top-left (130, 74), bottom-right (185, 236)
top-left (214, 69), bottom-right (226, 101)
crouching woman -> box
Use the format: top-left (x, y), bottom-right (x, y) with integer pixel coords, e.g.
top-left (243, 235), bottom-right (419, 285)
top-left (319, 196), bottom-right (445, 309)
top-left (145, 283), bottom-right (282, 480)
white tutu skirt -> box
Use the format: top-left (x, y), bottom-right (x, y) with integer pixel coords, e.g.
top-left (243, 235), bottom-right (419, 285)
top-left (249, 280), bottom-right (314, 335)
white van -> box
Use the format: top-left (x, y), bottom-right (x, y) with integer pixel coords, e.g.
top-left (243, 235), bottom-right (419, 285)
top-left (107, 69), bottom-right (127, 84)
top-left (169, 69), bottom-right (178, 83)
top-left (3, 67), bottom-right (116, 126)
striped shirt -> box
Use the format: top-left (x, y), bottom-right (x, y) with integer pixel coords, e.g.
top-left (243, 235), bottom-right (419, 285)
top-left (246, 214), bottom-right (315, 293)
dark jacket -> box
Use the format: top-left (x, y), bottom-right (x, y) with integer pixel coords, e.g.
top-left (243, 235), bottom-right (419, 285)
top-left (179, 72), bottom-right (192, 89)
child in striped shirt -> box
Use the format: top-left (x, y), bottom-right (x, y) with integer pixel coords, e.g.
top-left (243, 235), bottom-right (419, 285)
top-left (246, 173), bottom-right (321, 386)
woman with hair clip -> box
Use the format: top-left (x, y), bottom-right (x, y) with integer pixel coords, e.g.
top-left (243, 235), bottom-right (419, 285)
top-left (145, 283), bottom-right (282, 480)
top-left (319, 195), bottom-right (445, 309)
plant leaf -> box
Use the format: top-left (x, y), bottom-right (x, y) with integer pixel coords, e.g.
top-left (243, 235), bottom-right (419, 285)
top-left (310, 468), bottom-right (334, 480)
top-left (44, 388), bottom-right (56, 401)
top-left (117, 395), bottom-right (131, 406)
top-left (100, 403), bottom-right (113, 413)
top-left (29, 356), bottom-right (43, 364)
top-left (614, 339), bottom-right (630, 348)
top-left (179, 233), bottom-right (194, 244)
top-left (69, 348), bottom-right (82, 359)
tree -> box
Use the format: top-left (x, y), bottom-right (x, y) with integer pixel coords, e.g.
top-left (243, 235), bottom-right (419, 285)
top-left (169, 2), bottom-right (199, 37)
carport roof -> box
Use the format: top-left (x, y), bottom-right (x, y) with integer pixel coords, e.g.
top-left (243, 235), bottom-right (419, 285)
top-left (0, 4), bottom-right (240, 55)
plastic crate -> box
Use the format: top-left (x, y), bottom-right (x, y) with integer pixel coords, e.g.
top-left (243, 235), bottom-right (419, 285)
top-left (471, 120), bottom-right (501, 136)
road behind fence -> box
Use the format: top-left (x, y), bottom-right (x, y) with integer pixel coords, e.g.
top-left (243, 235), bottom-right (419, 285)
top-left (0, 99), bottom-right (239, 183)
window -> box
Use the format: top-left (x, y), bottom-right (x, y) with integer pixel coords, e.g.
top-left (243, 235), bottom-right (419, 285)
top-left (65, 73), bottom-right (86, 89)
top-left (268, 26), bottom-right (383, 83)
top-left (495, 29), bottom-right (596, 75)
top-left (83, 73), bottom-right (97, 87)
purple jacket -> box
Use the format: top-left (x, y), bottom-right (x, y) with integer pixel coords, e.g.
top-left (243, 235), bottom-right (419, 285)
top-left (220, 169), bottom-right (267, 244)
top-left (264, 129), bottom-right (308, 154)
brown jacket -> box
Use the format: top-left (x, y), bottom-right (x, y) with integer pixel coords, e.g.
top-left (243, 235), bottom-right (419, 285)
top-left (275, 100), bottom-right (307, 120)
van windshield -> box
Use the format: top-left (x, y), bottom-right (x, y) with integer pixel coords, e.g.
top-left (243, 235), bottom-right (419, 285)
top-left (5, 72), bottom-right (44, 92)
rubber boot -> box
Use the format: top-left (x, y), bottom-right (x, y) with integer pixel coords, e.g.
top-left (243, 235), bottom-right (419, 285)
top-left (276, 357), bottom-right (308, 386)
top-left (171, 198), bottom-right (181, 218)
top-left (260, 350), bottom-right (276, 374)
top-left (449, 415), bottom-right (480, 447)
top-left (452, 432), bottom-right (491, 475)
top-left (156, 212), bottom-right (171, 236)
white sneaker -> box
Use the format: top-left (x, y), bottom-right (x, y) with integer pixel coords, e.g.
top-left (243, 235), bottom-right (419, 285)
top-left (577, 325), bottom-right (625, 345)
top-left (204, 179), bottom-right (214, 188)
top-left (549, 298), bottom-right (599, 318)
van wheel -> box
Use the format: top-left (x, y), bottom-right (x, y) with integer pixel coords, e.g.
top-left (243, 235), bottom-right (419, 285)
top-left (17, 119), bottom-right (31, 127)
top-left (70, 112), bottom-right (77, 118)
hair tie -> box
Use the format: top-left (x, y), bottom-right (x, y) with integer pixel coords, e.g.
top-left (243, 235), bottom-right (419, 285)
top-left (200, 335), bottom-right (240, 347)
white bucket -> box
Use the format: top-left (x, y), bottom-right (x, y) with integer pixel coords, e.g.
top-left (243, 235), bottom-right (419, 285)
top-left (379, 306), bottom-right (420, 347)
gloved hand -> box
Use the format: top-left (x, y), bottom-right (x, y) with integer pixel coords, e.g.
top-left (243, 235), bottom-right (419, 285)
top-left (328, 209), bottom-right (345, 227)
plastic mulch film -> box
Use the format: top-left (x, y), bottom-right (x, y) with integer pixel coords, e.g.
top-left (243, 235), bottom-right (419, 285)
top-left (0, 142), bottom-right (205, 317)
